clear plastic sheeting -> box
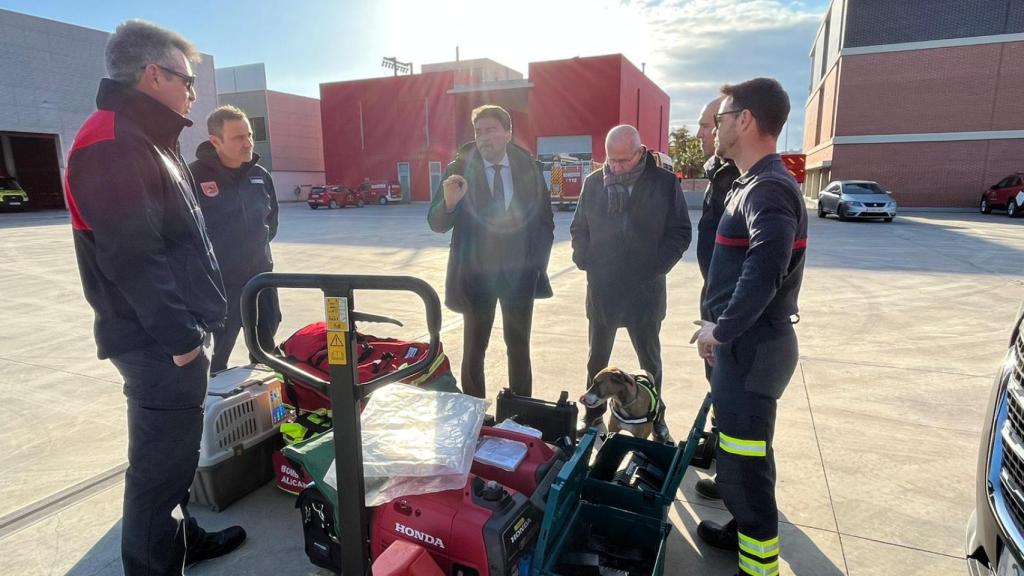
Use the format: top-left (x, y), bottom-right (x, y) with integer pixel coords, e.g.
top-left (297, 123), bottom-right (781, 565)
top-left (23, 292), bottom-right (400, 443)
top-left (323, 384), bottom-right (489, 506)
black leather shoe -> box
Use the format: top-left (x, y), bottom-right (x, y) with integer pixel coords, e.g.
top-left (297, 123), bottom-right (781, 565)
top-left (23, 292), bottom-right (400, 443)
top-left (576, 417), bottom-right (607, 438)
top-left (695, 476), bottom-right (721, 500)
top-left (577, 409), bottom-right (607, 438)
top-left (652, 419), bottom-right (674, 444)
top-left (185, 525), bottom-right (247, 567)
top-left (697, 519), bottom-right (738, 551)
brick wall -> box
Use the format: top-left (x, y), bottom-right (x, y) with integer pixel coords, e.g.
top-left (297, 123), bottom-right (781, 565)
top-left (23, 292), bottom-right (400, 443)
top-left (832, 140), bottom-right (1022, 207)
top-left (836, 43), bottom-right (1024, 136)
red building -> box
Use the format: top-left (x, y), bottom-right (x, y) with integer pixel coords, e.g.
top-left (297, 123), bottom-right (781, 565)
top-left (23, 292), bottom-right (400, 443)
top-left (320, 54), bottom-right (670, 201)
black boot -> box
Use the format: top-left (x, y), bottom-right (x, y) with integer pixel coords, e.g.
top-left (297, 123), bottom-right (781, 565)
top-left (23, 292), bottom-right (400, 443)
top-left (184, 525), bottom-right (247, 567)
top-left (695, 476), bottom-right (722, 500)
top-left (697, 518), bottom-right (738, 551)
top-left (577, 408), bottom-right (607, 438)
top-left (652, 419), bottom-right (674, 444)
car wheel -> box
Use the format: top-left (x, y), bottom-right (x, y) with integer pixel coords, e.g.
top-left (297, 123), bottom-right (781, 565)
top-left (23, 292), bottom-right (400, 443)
top-left (357, 199), bottom-right (365, 208)
top-left (309, 205), bottom-right (318, 210)
top-left (1009, 200), bottom-right (1020, 218)
top-left (817, 203), bottom-right (826, 218)
top-left (379, 196), bottom-right (388, 205)
top-left (883, 217), bottom-right (893, 223)
top-left (837, 204), bottom-right (849, 221)
top-left (329, 200), bottom-right (338, 209)
top-left (980, 196), bottom-right (992, 214)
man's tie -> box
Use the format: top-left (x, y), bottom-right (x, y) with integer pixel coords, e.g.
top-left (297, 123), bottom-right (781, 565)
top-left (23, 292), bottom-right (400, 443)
top-left (492, 164), bottom-right (506, 212)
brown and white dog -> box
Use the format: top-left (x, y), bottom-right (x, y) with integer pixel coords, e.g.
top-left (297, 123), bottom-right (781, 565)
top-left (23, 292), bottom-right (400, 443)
top-left (580, 367), bottom-right (667, 441)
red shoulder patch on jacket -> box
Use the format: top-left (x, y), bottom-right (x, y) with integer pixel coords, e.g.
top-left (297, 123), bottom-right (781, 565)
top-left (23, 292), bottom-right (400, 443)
top-left (65, 110), bottom-right (117, 231)
top-left (200, 181), bottom-right (219, 197)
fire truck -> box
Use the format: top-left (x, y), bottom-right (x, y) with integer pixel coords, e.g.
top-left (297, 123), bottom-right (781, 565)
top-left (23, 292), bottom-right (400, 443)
top-left (549, 153), bottom-right (599, 211)
top-left (780, 153), bottom-right (806, 184)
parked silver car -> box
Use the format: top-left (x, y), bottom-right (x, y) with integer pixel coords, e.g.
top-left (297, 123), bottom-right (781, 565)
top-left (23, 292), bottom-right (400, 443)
top-left (817, 180), bottom-right (898, 222)
top-left (967, 304), bottom-right (1024, 575)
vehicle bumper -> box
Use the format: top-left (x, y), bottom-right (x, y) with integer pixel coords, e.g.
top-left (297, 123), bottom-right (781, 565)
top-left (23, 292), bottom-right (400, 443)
top-left (0, 195), bottom-right (28, 207)
top-left (845, 208), bottom-right (896, 219)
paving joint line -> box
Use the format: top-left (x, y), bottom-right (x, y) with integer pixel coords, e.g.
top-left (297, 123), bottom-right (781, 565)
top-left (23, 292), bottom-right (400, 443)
top-left (0, 462), bottom-right (127, 541)
top-left (0, 355), bottom-right (120, 384)
top-left (799, 361), bottom-right (851, 575)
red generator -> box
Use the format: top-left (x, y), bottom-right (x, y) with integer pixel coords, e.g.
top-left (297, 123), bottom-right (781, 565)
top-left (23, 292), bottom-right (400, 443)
top-left (370, 427), bottom-right (564, 576)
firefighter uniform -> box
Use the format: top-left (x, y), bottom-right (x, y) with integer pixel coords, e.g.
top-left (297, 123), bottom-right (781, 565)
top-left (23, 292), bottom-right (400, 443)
top-left (701, 153), bottom-right (807, 575)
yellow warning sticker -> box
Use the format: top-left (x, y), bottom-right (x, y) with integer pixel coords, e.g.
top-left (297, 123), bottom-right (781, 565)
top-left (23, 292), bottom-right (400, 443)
top-left (327, 330), bottom-right (347, 365)
top-left (324, 297), bottom-right (349, 332)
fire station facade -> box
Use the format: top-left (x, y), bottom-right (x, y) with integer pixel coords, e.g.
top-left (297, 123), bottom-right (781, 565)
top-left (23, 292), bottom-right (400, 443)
top-left (320, 54), bottom-right (671, 202)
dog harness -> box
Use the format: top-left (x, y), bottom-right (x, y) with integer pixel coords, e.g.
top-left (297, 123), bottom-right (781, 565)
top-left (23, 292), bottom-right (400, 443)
top-left (611, 373), bottom-right (661, 425)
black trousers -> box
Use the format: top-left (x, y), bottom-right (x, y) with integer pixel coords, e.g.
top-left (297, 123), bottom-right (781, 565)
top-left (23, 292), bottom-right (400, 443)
top-left (110, 345), bottom-right (211, 576)
top-left (210, 284), bottom-right (280, 374)
top-left (584, 316), bottom-right (662, 419)
top-left (461, 277), bottom-right (535, 399)
top-left (711, 320), bottom-right (798, 575)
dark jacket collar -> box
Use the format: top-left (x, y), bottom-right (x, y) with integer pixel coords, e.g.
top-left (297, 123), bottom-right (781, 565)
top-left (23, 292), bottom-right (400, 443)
top-left (96, 78), bottom-right (193, 148)
top-left (735, 153), bottom-right (781, 186)
top-left (704, 155), bottom-right (736, 178)
top-left (194, 140), bottom-right (261, 173)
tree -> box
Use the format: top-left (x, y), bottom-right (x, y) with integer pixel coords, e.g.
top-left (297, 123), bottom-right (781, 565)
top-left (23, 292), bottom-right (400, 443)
top-left (668, 126), bottom-right (706, 178)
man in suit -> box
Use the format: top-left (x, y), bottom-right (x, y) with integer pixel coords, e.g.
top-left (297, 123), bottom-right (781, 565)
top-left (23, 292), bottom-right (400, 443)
top-left (571, 124), bottom-right (691, 443)
top-left (428, 105), bottom-right (554, 398)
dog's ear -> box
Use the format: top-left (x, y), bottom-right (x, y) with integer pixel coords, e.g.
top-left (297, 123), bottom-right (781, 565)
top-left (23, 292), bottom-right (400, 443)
top-left (617, 370), bottom-right (636, 389)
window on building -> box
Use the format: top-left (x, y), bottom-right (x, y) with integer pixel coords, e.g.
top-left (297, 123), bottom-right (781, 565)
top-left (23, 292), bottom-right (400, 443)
top-left (250, 116), bottom-right (268, 142)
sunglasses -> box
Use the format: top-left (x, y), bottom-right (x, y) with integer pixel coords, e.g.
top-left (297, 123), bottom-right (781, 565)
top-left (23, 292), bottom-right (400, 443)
top-left (714, 109), bottom-right (743, 128)
top-left (146, 64), bottom-right (197, 92)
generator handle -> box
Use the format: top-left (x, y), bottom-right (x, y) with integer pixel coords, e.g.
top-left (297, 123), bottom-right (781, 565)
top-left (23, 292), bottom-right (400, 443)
top-left (240, 272), bottom-right (443, 399)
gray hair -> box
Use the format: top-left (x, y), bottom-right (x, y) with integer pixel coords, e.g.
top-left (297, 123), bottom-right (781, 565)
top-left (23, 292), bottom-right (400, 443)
top-left (207, 105), bottom-right (248, 137)
top-left (105, 20), bottom-right (200, 86)
top-left (605, 124), bottom-right (641, 151)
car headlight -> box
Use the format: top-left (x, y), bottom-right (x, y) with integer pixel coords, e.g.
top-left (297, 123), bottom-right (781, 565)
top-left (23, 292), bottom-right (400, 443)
top-left (846, 201), bottom-right (864, 208)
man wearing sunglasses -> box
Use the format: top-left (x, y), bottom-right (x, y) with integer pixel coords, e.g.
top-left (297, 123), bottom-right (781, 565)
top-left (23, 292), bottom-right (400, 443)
top-left (690, 78), bottom-right (807, 576)
top-left (65, 20), bottom-right (245, 575)
top-left (571, 124), bottom-right (692, 443)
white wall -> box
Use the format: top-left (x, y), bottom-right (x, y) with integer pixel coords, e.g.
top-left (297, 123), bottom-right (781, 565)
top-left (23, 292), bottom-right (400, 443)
top-left (0, 9), bottom-right (218, 183)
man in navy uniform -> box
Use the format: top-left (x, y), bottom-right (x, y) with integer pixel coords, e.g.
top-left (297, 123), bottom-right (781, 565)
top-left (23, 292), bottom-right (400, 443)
top-left (691, 78), bottom-right (808, 576)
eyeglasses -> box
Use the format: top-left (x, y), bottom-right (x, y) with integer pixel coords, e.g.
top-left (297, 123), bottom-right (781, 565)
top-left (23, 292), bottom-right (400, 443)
top-left (146, 64), bottom-right (197, 93)
top-left (714, 109), bottom-right (744, 128)
top-left (607, 147), bottom-right (641, 167)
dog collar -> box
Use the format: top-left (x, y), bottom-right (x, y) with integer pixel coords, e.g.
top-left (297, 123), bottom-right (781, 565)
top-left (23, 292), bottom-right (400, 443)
top-left (610, 375), bottom-right (660, 425)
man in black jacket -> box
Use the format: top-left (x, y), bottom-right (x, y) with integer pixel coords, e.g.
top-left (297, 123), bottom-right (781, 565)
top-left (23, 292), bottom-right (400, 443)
top-left (691, 78), bottom-right (807, 575)
top-left (694, 96), bottom-right (741, 501)
top-left (65, 20), bottom-right (244, 575)
top-left (428, 105), bottom-right (554, 399)
top-left (190, 105), bottom-right (280, 374)
top-left (571, 124), bottom-right (691, 443)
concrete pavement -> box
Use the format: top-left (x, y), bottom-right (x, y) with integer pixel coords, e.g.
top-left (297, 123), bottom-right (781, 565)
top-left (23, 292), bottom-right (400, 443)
top-left (1, 202), bottom-right (1021, 575)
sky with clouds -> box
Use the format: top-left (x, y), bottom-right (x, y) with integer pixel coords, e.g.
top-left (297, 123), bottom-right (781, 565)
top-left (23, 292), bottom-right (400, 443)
top-left (3, 0), bottom-right (828, 150)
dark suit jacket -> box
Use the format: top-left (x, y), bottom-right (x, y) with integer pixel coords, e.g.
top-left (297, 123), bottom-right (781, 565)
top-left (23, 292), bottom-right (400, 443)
top-left (428, 141), bottom-right (554, 312)
top-left (570, 151), bottom-right (692, 327)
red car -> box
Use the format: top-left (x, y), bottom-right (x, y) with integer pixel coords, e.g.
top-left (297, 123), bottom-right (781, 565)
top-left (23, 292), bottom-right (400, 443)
top-left (307, 185), bottom-right (364, 209)
top-left (980, 172), bottom-right (1024, 217)
top-left (356, 180), bottom-right (403, 205)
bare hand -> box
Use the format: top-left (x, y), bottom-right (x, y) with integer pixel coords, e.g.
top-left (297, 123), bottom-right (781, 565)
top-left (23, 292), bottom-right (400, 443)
top-left (690, 320), bottom-right (722, 366)
top-left (443, 175), bottom-right (467, 211)
top-left (172, 345), bottom-right (202, 367)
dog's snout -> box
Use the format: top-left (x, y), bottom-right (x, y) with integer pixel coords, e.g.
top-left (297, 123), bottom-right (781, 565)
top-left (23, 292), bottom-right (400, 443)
top-left (581, 392), bottom-right (605, 408)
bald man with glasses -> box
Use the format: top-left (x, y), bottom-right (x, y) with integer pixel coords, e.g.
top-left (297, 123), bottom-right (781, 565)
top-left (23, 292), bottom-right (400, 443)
top-left (570, 124), bottom-right (691, 443)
